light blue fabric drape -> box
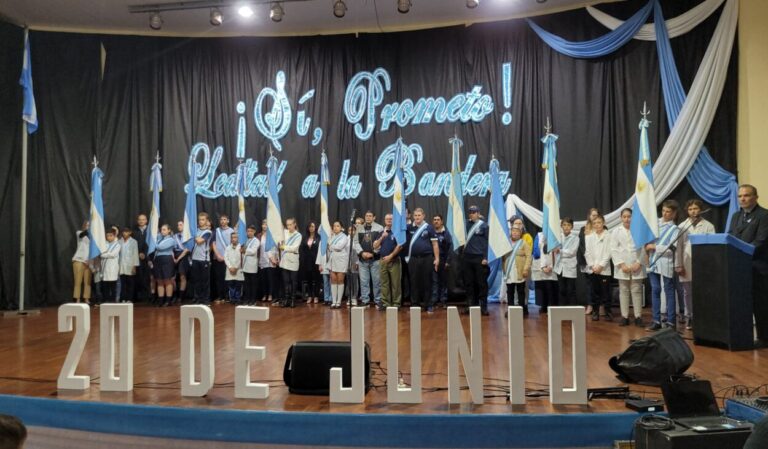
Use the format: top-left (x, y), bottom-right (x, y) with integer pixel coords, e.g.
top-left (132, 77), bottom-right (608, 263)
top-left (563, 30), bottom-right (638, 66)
top-left (527, 0), bottom-right (738, 220)
top-left (652, 1), bottom-right (739, 219)
top-left (526, 0), bottom-right (654, 58)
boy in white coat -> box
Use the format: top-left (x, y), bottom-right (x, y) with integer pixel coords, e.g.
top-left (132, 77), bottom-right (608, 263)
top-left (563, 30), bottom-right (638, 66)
top-left (118, 227), bottom-right (140, 303)
top-left (100, 228), bottom-right (121, 303)
top-left (583, 215), bottom-right (613, 321)
top-left (225, 233), bottom-right (244, 304)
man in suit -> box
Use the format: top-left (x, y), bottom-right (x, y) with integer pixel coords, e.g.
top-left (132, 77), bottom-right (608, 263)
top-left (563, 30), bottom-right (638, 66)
top-left (728, 184), bottom-right (768, 348)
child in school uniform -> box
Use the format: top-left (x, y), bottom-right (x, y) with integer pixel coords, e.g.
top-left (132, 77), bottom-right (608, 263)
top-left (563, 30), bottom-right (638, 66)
top-left (554, 217), bottom-right (579, 306)
top-left (100, 228), bottom-right (121, 303)
top-left (118, 227), bottom-right (139, 303)
top-left (328, 221), bottom-right (350, 309)
top-left (533, 232), bottom-right (559, 314)
top-left (225, 232), bottom-right (244, 304)
top-left (257, 220), bottom-right (275, 303)
top-left (611, 208), bottom-right (647, 327)
top-left (191, 212), bottom-right (213, 305)
top-left (173, 220), bottom-right (191, 304)
top-left (153, 224), bottom-right (177, 307)
top-left (583, 214), bottom-right (613, 321)
top-left (503, 226), bottom-right (532, 317)
top-left (278, 218), bottom-right (302, 308)
top-left (72, 221), bottom-right (92, 304)
top-left (241, 225), bottom-right (260, 306)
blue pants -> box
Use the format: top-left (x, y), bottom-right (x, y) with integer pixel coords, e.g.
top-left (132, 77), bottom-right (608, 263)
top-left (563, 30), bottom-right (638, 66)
top-left (431, 259), bottom-right (448, 305)
top-left (323, 273), bottom-right (332, 304)
top-left (358, 259), bottom-right (382, 306)
top-left (649, 272), bottom-right (676, 324)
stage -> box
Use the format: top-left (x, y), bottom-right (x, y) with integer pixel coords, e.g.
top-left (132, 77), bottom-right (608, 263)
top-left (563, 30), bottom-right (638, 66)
top-left (1, 302), bottom-right (766, 448)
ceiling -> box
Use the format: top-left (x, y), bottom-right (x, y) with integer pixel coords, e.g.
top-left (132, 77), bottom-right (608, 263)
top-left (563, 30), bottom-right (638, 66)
top-left (0, 0), bottom-right (621, 37)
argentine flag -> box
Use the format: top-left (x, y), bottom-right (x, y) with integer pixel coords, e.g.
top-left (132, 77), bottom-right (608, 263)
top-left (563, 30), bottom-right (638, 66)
top-left (541, 132), bottom-right (562, 251)
top-left (88, 164), bottom-right (107, 259)
top-left (318, 152), bottom-right (332, 260)
top-left (446, 136), bottom-right (466, 251)
top-left (19, 29), bottom-right (38, 134)
top-left (265, 156), bottom-right (284, 252)
top-left (236, 163), bottom-right (248, 243)
top-left (391, 140), bottom-right (407, 246)
top-left (487, 158), bottom-right (513, 263)
top-left (147, 160), bottom-right (162, 255)
top-left (630, 113), bottom-right (658, 246)
top-left (181, 161), bottom-right (198, 250)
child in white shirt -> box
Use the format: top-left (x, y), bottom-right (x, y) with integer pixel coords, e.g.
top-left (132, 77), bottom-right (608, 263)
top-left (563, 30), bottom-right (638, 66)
top-left (225, 232), bottom-right (244, 304)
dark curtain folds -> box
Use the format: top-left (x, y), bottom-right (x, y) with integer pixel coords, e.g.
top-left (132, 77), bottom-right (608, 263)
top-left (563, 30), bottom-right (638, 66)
top-left (0, 0), bottom-right (737, 306)
top-left (0, 22), bottom-right (23, 309)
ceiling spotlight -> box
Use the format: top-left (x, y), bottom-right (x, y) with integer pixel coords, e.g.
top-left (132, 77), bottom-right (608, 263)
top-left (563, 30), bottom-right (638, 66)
top-left (466, 0), bottom-right (479, 8)
top-left (210, 8), bottom-right (223, 26)
top-left (270, 2), bottom-right (284, 22)
top-left (333, 0), bottom-right (347, 18)
top-left (238, 5), bottom-right (254, 18)
top-left (397, 0), bottom-right (411, 14)
top-left (149, 12), bottom-right (163, 30)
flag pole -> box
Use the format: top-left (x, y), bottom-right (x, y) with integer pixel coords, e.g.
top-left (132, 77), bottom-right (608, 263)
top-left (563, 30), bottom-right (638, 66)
top-left (6, 119), bottom-right (39, 316)
top-left (19, 121), bottom-right (28, 312)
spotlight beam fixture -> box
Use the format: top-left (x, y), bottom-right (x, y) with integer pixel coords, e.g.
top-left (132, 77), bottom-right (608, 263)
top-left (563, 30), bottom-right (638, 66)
top-left (210, 8), bottom-right (223, 25)
top-left (397, 0), bottom-right (411, 14)
top-left (270, 1), bottom-right (284, 22)
top-left (466, 0), bottom-right (479, 8)
top-left (149, 11), bottom-right (163, 29)
top-left (333, 0), bottom-right (347, 18)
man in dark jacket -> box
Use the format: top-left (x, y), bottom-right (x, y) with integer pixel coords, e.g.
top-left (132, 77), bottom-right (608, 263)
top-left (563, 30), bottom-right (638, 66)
top-left (728, 184), bottom-right (768, 348)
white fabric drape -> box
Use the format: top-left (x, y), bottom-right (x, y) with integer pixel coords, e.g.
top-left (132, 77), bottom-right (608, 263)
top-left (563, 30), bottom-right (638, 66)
top-left (586, 0), bottom-right (725, 42)
top-left (510, 0), bottom-right (738, 229)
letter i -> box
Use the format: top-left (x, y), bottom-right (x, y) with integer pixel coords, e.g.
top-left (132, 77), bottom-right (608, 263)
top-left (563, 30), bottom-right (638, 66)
top-left (236, 101), bottom-right (247, 160)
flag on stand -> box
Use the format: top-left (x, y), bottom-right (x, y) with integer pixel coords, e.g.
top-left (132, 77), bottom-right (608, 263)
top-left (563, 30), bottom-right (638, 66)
top-left (392, 139), bottom-right (407, 246)
top-left (318, 152), bottom-right (332, 260)
top-left (147, 158), bottom-right (162, 255)
top-left (181, 161), bottom-right (198, 250)
top-left (541, 131), bottom-right (562, 251)
top-left (446, 135), bottom-right (466, 251)
top-left (265, 155), bottom-right (284, 252)
top-left (630, 105), bottom-right (659, 247)
top-left (487, 158), bottom-right (513, 263)
top-left (88, 160), bottom-right (107, 259)
top-left (19, 29), bottom-right (38, 134)
top-left (236, 162), bottom-right (248, 243)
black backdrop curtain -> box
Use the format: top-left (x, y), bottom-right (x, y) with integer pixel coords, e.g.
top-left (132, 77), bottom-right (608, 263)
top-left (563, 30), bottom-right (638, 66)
top-left (0, 0), bottom-right (737, 307)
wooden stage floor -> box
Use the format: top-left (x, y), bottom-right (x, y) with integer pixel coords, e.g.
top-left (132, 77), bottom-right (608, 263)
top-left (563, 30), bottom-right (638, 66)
top-left (1, 302), bottom-right (766, 415)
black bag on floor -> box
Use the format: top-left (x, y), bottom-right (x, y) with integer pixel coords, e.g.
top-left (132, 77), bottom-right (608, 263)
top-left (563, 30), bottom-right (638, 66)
top-left (609, 328), bottom-right (694, 386)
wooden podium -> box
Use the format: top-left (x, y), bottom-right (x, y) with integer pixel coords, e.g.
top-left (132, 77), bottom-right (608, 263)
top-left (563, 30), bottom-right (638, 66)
top-left (690, 233), bottom-right (755, 351)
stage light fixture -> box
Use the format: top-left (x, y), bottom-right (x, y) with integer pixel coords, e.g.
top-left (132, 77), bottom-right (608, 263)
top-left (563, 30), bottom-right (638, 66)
top-left (210, 8), bottom-right (223, 26)
top-left (270, 2), bottom-right (284, 22)
top-left (149, 12), bottom-right (163, 30)
top-left (397, 0), bottom-right (411, 14)
top-left (333, 0), bottom-right (347, 18)
top-left (238, 5), bottom-right (255, 18)
top-left (466, 0), bottom-right (479, 8)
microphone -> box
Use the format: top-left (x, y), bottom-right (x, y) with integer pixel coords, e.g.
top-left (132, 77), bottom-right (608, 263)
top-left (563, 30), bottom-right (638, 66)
top-left (699, 208), bottom-right (712, 215)
top-left (349, 208), bottom-right (357, 226)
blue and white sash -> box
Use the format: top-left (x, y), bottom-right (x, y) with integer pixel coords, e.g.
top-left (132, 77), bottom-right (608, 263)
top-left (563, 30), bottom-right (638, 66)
top-left (466, 220), bottom-right (485, 243)
top-left (286, 231), bottom-right (301, 247)
top-left (405, 222), bottom-right (429, 263)
top-left (650, 222), bottom-right (677, 265)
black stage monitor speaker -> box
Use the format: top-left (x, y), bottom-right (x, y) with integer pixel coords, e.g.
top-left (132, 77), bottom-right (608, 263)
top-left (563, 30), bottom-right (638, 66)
top-left (609, 328), bottom-right (693, 386)
top-left (283, 341), bottom-right (372, 395)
